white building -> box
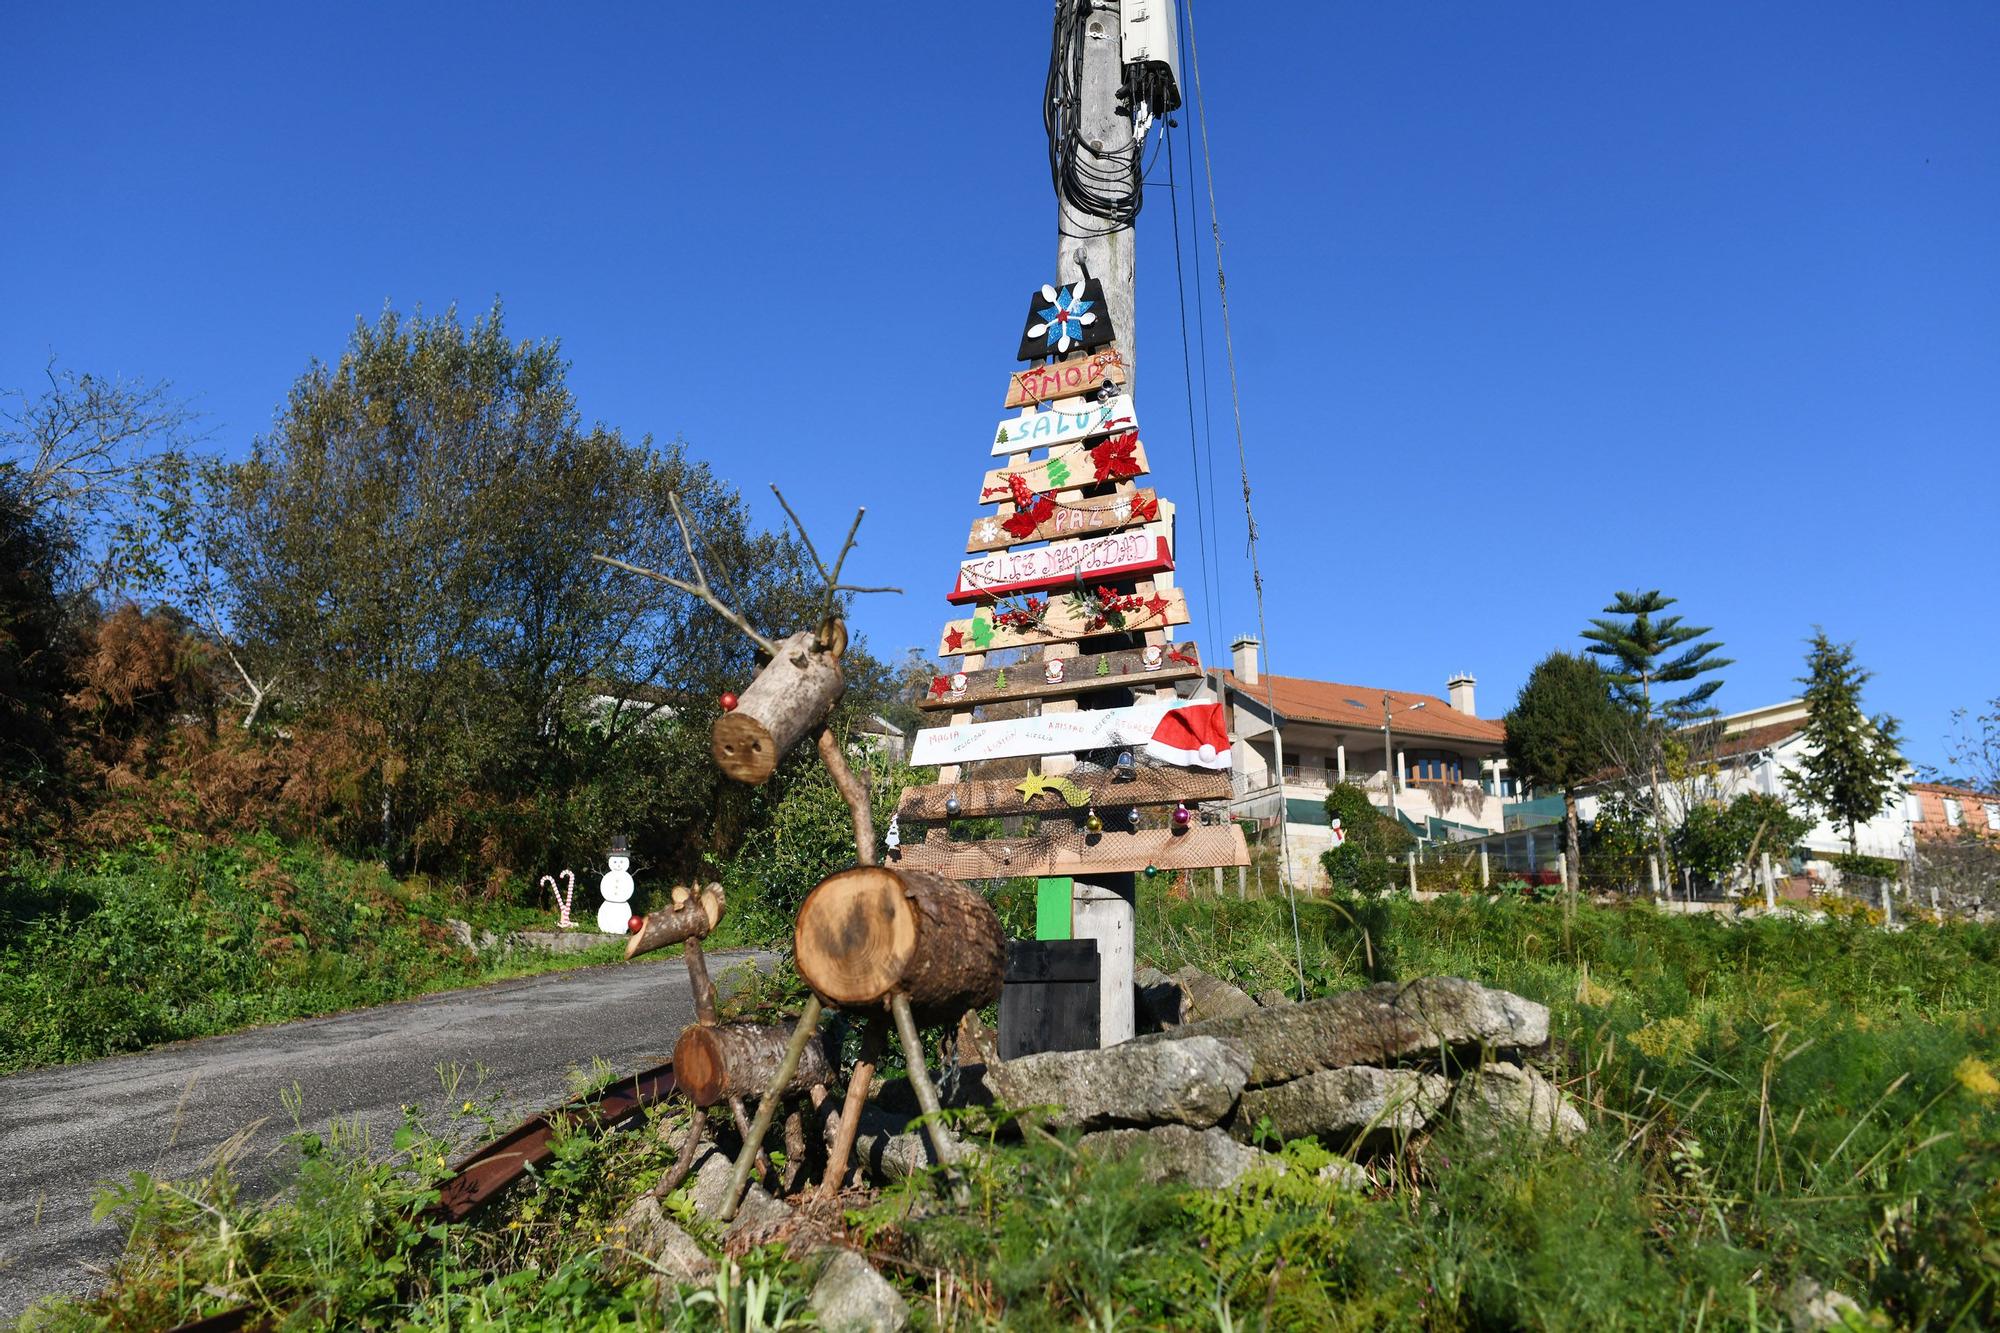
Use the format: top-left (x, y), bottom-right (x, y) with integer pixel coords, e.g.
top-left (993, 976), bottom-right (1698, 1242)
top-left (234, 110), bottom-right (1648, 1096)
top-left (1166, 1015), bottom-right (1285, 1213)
top-left (1572, 700), bottom-right (1913, 870)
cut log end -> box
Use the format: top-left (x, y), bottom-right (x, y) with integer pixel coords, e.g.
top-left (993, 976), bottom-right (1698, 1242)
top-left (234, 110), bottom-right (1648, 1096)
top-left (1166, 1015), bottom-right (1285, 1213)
top-left (795, 865), bottom-right (1004, 1018)
top-left (712, 712), bottom-right (780, 785)
top-left (794, 867), bottom-right (918, 1005)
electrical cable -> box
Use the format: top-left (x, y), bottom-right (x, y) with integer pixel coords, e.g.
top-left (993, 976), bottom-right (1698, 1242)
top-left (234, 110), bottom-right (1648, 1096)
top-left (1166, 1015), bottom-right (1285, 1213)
top-left (1046, 0), bottom-right (1145, 238)
top-left (1163, 125), bottom-right (1223, 666)
top-left (1182, 0), bottom-right (1307, 996)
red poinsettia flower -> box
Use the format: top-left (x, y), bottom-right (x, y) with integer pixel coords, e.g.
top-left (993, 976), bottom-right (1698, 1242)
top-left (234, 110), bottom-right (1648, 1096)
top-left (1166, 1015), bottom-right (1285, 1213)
top-left (1089, 431), bottom-right (1141, 482)
top-left (928, 675), bottom-right (951, 698)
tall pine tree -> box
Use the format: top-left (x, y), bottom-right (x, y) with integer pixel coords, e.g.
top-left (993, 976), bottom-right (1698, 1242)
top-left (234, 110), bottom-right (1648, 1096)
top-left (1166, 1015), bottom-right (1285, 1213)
top-left (1581, 590), bottom-right (1732, 877)
top-left (1582, 590), bottom-right (1732, 724)
top-left (1793, 629), bottom-right (1905, 854)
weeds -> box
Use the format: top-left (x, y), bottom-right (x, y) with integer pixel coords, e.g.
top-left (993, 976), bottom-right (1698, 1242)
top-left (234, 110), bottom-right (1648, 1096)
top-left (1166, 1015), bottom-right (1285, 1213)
top-left (20, 895), bottom-right (2000, 1329)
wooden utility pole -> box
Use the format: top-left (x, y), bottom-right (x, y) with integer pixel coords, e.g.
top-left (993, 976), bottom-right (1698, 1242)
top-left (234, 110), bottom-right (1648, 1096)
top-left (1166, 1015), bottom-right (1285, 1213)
top-left (1055, 2), bottom-right (1139, 381)
top-left (1055, 0), bottom-right (1140, 1045)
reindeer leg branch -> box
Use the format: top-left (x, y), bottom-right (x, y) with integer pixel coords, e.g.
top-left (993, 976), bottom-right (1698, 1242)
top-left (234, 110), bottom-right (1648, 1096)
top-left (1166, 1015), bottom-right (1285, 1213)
top-left (817, 727), bottom-right (876, 867)
top-left (718, 996), bottom-right (823, 1221)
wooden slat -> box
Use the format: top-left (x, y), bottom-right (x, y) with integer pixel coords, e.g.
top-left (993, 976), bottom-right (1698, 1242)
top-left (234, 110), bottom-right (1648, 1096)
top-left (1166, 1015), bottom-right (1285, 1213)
top-left (912, 702), bottom-right (1182, 765)
top-left (966, 488), bottom-right (1160, 553)
top-left (990, 395), bottom-right (1136, 456)
top-left (979, 439), bottom-right (1151, 503)
top-left (949, 530), bottom-right (1172, 604)
top-left (917, 640), bottom-right (1203, 712)
top-left (938, 588), bottom-right (1189, 657)
top-left (1004, 346), bottom-right (1128, 409)
top-left (898, 769), bottom-right (1233, 820)
top-left (892, 824), bottom-right (1251, 879)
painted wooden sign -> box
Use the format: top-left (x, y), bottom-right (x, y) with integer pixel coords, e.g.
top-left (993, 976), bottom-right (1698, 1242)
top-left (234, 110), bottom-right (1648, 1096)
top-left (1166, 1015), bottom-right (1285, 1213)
top-left (990, 395), bottom-right (1137, 457)
top-left (948, 529), bottom-right (1172, 604)
top-left (1017, 279), bottom-right (1117, 360)
top-left (938, 587), bottom-right (1189, 656)
top-left (897, 768), bottom-right (1232, 821)
top-left (893, 823), bottom-right (1252, 879)
top-left (917, 640), bottom-right (1203, 712)
top-left (911, 699), bottom-right (1224, 766)
top-left (1003, 346), bottom-right (1127, 409)
top-left (966, 489), bottom-right (1162, 553)
top-left (978, 438), bottom-right (1151, 504)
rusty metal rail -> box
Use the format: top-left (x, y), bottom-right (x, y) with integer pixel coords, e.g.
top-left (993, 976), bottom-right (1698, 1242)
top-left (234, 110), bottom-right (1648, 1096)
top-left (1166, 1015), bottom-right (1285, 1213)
top-left (165, 1057), bottom-right (682, 1333)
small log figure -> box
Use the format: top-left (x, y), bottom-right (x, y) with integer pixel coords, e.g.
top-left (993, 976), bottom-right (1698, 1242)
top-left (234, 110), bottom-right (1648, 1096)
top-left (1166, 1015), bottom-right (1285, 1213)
top-left (673, 1021), bottom-right (835, 1107)
top-left (794, 866), bottom-right (1006, 1022)
top-left (626, 883), bottom-right (726, 960)
top-left (712, 628), bottom-right (846, 785)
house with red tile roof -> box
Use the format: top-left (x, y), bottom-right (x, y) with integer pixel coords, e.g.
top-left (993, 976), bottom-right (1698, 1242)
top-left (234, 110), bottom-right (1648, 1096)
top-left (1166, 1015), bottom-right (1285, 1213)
top-left (1907, 782), bottom-right (2000, 842)
top-left (1211, 637), bottom-right (1522, 886)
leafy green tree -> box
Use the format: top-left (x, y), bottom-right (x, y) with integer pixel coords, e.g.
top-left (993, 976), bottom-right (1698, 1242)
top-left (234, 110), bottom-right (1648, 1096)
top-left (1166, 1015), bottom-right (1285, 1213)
top-left (0, 474), bottom-right (76, 847)
top-left (1792, 629), bottom-right (1905, 854)
top-left (1674, 792), bottom-right (1813, 889)
top-left (1582, 589), bottom-right (1732, 877)
top-left (1503, 651), bottom-right (1624, 893)
top-left (200, 302), bottom-right (821, 875)
top-left (1320, 783), bottom-right (1414, 897)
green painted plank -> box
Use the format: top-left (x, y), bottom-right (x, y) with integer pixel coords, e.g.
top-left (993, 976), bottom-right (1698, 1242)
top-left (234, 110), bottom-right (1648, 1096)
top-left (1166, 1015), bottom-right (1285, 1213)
top-left (1035, 876), bottom-right (1074, 940)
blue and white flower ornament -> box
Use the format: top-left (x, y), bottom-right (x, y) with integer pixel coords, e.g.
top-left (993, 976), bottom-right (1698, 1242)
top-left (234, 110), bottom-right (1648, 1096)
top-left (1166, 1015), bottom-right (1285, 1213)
top-left (1017, 277), bottom-right (1115, 361)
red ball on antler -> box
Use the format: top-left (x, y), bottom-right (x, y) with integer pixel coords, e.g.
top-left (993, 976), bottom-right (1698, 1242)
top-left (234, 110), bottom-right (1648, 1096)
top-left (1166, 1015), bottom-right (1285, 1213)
top-left (719, 691), bottom-right (739, 712)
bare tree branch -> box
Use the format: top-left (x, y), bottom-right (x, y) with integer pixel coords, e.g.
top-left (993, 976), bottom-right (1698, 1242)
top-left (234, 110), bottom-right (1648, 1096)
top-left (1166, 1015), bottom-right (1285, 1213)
top-left (769, 485), bottom-right (902, 626)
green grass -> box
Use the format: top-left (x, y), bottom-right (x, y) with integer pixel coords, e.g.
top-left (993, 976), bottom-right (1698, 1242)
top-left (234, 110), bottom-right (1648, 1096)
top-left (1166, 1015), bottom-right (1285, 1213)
top-left (0, 834), bottom-right (638, 1074)
top-left (18, 895), bottom-right (2000, 1330)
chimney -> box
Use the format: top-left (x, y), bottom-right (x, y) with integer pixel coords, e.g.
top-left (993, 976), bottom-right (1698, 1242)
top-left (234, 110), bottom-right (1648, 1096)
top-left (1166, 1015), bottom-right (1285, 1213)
top-left (1447, 672), bottom-right (1476, 717)
top-left (1231, 636), bottom-right (1260, 687)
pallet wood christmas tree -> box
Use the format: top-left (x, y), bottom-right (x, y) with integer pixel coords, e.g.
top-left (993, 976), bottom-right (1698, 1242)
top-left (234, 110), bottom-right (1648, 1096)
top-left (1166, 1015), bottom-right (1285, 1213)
top-left (894, 290), bottom-right (1251, 1043)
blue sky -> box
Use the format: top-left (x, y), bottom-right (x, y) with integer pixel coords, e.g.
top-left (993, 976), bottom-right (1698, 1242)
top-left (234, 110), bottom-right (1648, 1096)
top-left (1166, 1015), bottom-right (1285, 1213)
top-left (5, 4), bottom-right (1995, 769)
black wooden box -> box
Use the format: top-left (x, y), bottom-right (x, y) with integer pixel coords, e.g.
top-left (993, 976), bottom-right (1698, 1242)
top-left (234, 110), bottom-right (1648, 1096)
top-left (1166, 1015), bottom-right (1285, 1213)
top-left (998, 938), bottom-right (1101, 1058)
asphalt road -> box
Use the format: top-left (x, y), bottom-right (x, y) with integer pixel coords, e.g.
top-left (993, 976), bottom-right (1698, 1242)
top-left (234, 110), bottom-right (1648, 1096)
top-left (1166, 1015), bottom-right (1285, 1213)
top-left (0, 950), bottom-right (768, 1321)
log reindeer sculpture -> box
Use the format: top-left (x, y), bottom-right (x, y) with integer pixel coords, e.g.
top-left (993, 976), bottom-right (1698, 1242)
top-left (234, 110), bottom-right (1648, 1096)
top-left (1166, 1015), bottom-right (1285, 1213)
top-left (597, 487), bottom-right (1001, 1219)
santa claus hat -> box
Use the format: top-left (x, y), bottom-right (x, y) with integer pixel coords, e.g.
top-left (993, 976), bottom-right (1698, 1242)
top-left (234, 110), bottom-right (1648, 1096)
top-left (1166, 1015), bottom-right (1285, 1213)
top-left (1145, 702), bottom-right (1232, 771)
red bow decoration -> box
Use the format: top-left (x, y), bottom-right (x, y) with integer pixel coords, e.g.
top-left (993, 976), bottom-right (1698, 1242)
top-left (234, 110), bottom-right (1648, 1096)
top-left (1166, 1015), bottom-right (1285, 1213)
top-left (1089, 431), bottom-right (1141, 482)
top-left (1168, 647), bottom-right (1201, 667)
top-left (1130, 494), bottom-right (1159, 523)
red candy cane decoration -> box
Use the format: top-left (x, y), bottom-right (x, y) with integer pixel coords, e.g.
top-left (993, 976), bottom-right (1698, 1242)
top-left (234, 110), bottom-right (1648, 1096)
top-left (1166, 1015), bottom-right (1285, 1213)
top-left (540, 869), bottom-right (577, 928)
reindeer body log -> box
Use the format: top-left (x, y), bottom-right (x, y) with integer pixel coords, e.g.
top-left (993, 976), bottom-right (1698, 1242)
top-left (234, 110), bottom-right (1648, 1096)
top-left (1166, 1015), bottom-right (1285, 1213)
top-left (712, 629), bottom-right (845, 785)
top-left (625, 884), bottom-right (725, 960)
top-left (673, 1021), bottom-right (835, 1108)
top-left (794, 866), bottom-right (1005, 1020)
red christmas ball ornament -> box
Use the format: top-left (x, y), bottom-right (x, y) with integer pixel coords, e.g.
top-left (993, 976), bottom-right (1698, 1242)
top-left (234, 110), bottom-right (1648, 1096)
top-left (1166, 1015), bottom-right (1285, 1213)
top-left (719, 691), bottom-right (739, 712)
top-left (627, 914), bottom-right (644, 934)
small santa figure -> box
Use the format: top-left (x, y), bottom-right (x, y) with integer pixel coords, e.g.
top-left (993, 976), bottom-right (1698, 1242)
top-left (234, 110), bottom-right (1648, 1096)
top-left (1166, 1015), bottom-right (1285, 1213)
top-left (596, 835), bottom-right (637, 934)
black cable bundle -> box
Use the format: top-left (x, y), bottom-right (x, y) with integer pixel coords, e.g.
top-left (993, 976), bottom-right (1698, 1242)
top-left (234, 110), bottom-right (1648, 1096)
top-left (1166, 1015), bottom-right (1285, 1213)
top-left (1046, 0), bottom-right (1145, 237)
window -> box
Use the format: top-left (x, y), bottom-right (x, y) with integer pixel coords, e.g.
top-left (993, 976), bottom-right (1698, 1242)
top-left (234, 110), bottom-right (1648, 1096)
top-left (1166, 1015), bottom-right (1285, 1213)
top-left (1986, 803), bottom-right (2000, 831)
top-left (1944, 797), bottom-right (1963, 828)
top-left (1405, 750), bottom-right (1464, 788)
top-left (1906, 791), bottom-right (1927, 821)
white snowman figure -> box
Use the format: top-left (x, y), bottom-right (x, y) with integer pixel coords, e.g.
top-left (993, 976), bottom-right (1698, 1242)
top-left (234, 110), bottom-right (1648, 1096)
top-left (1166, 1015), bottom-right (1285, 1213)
top-left (596, 836), bottom-right (636, 935)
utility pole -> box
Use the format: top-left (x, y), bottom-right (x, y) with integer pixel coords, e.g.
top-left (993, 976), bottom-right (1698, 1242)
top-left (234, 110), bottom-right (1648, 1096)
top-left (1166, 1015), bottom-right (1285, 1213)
top-left (1053, 0), bottom-right (1140, 380)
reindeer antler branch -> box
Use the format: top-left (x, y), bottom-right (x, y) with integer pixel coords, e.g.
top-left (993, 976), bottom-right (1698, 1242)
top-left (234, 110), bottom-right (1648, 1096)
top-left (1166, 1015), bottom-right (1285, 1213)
top-left (769, 485), bottom-right (902, 627)
top-left (592, 491), bottom-right (781, 658)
